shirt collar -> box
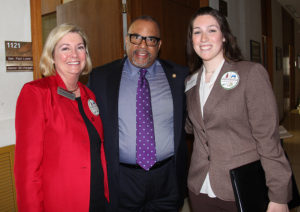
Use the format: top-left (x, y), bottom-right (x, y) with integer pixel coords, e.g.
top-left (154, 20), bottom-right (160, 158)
top-left (201, 59), bottom-right (225, 84)
top-left (125, 58), bottom-right (159, 77)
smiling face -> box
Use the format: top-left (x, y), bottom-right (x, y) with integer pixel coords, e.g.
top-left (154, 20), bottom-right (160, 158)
top-left (192, 14), bottom-right (225, 65)
top-left (53, 32), bottom-right (86, 79)
top-left (125, 20), bottom-right (161, 68)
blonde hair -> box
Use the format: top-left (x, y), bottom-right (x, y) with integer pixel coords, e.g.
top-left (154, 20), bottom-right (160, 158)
top-left (39, 23), bottom-right (92, 76)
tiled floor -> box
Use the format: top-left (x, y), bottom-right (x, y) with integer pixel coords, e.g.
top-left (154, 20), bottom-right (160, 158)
top-left (282, 110), bottom-right (300, 212)
top-left (181, 109), bottom-right (300, 212)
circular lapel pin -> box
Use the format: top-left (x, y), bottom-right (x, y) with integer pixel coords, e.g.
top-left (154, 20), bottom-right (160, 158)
top-left (88, 99), bottom-right (99, 116)
top-left (220, 71), bottom-right (239, 90)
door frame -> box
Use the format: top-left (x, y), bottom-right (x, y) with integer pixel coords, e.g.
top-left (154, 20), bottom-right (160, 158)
top-left (30, 0), bottom-right (43, 80)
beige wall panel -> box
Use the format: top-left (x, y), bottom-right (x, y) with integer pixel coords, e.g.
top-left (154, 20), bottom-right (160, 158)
top-left (57, 0), bottom-right (124, 71)
top-left (42, 0), bottom-right (61, 15)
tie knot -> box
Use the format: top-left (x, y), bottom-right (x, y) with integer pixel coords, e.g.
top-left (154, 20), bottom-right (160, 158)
top-left (139, 69), bottom-right (147, 78)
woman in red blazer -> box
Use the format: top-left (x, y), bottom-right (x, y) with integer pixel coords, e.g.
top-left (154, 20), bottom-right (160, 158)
top-left (14, 24), bottom-right (109, 212)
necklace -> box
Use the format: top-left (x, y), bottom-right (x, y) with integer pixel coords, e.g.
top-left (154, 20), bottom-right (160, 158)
top-left (68, 84), bottom-right (79, 93)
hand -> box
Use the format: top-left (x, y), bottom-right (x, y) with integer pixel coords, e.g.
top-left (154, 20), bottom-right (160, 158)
top-left (266, 201), bottom-right (289, 212)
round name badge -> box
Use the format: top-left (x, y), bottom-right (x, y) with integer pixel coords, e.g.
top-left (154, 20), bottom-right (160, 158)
top-left (220, 71), bottom-right (240, 90)
top-left (88, 99), bottom-right (99, 116)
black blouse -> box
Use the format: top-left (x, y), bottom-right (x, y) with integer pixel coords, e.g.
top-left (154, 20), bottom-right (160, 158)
top-left (76, 97), bottom-right (105, 212)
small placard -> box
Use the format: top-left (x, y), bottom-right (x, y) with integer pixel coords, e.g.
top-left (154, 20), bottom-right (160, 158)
top-left (5, 41), bottom-right (33, 72)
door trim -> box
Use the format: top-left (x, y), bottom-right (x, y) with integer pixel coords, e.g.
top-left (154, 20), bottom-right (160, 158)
top-left (30, 0), bottom-right (43, 80)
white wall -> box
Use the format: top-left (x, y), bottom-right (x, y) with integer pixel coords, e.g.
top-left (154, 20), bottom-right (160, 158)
top-left (210, 0), bottom-right (262, 61)
top-left (242, 0), bottom-right (262, 60)
top-left (209, 0), bottom-right (219, 10)
top-left (272, 0), bottom-right (284, 119)
top-left (226, 0), bottom-right (245, 56)
top-left (210, 0), bottom-right (291, 120)
top-left (0, 0), bottom-right (32, 147)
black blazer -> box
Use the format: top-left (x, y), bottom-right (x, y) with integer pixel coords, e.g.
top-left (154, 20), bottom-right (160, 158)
top-left (88, 58), bottom-right (189, 211)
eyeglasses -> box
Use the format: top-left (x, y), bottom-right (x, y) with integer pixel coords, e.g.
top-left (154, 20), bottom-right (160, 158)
top-left (128, 33), bottom-right (160, 47)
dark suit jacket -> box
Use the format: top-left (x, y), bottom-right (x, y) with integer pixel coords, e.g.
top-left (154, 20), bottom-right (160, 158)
top-left (185, 60), bottom-right (292, 203)
top-left (88, 58), bottom-right (189, 211)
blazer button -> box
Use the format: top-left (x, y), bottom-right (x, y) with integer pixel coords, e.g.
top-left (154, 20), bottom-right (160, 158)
top-left (202, 129), bottom-right (205, 133)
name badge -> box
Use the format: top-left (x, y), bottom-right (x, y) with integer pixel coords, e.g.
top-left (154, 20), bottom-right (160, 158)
top-left (185, 73), bottom-right (198, 92)
top-left (88, 99), bottom-right (99, 116)
top-left (57, 87), bottom-right (75, 100)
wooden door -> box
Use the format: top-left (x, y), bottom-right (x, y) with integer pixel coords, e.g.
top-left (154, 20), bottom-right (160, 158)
top-left (127, 0), bottom-right (202, 66)
top-left (57, 0), bottom-right (124, 69)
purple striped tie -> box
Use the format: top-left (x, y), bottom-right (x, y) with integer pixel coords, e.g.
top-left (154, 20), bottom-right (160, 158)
top-left (136, 69), bottom-right (156, 171)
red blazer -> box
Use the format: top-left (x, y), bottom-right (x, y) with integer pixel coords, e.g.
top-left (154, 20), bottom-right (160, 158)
top-left (14, 74), bottom-right (109, 212)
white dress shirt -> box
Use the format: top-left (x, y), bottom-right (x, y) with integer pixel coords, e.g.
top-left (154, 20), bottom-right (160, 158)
top-left (199, 59), bottom-right (225, 198)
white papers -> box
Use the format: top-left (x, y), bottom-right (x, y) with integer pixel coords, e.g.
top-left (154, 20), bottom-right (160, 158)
top-left (279, 125), bottom-right (293, 139)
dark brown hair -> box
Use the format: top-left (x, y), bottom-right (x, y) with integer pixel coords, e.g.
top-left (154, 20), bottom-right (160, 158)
top-left (186, 7), bottom-right (243, 73)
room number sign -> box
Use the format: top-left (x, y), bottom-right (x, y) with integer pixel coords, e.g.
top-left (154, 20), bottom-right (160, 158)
top-left (5, 41), bottom-right (33, 72)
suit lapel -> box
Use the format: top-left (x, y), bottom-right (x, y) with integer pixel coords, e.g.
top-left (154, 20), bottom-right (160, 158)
top-left (203, 61), bottom-right (234, 121)
top-left (187, 67), bottom-right (205, 130)
top-left (160, 60), bottom-right (182, 151)
top-left (109, 73), bottom-right (122, 110)
top-left (106, 59), bottom-right (125, 115)
top-left (105, 59), bottom-right (125, 160)
top-left (186, 67), bottom-right (210, 153)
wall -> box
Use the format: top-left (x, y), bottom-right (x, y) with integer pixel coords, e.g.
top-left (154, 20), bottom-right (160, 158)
top-left (0, 0), bottom-right (32, 147)
top-left (210, 0), bottom-right (294, 120)
top-left (241, 0), bottom-right (262, 60)
top-left (272, 0), bottom-right (284, 119)
top-left (210, 0), bottom-right (261, 60)
top-left (225, 0), bottom-right (245, 56)
top-left (295, 21), bottom-right (300, 107)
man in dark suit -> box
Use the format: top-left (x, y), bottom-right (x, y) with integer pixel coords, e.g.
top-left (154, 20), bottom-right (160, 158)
top-left (88, 16), bottom-right (188, 212)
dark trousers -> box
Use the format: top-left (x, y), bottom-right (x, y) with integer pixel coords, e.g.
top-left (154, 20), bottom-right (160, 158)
top-left (189, 190), bottom-right (238, 212)
top-left (119, 159), bottom-right (180, 212)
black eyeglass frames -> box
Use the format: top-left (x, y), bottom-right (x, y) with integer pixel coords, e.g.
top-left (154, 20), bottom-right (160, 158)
top-left (128, 33), bottom-right (160, 47)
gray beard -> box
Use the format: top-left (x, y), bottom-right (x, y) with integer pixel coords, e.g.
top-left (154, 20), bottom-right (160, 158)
top-left (132, 54), bottom-right (152, 68)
